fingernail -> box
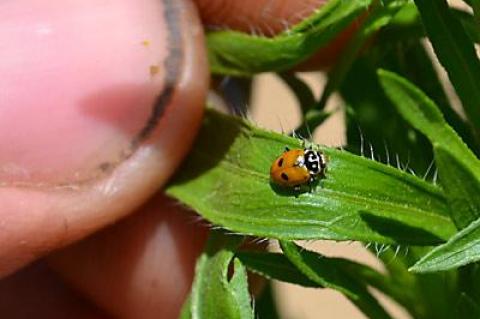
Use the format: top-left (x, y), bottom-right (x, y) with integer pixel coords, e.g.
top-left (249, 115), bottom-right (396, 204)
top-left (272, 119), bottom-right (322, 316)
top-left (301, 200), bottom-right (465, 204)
top-left (1, 0), bottom-right (182, 185)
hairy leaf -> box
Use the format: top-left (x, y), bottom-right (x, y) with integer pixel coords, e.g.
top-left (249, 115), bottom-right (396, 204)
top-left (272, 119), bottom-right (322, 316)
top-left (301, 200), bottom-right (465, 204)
top-left (179, 296), bottom-right (192, 319)
top-left (207, 0), bottom-right (372, 76)
top-left (410, 217), bottom-right (480, 272)
top-left (342, 52), bottom-right (434, 173)
top-left (167, 110), bottom-right (456, 244)
top-left (379, 70), bottom-right (480, 229)
top-left (190, 233), bottom-right (253, 319)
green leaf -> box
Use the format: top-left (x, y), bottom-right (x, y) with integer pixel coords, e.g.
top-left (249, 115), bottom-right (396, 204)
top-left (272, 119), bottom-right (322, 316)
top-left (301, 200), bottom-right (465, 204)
top-left (377, 5), bottom-right (480, 45)
top-left (378, 69), bottom-right (480, 229)
top-left (167, 109), bottom-right (456, 244)
top-left (228, 259), bottom-right (253, 317)
top-left (179, 295), bottom-right (192, 319)
top-left (318, 0), bottom-right (407, 110)
top-left (238, 249), bottom-right (414, 312)
top-left (413, 0), bottom-right (480, 134)
top-left (278, 73), bottom-right (316, 114)
top-left (469, 0), bottom-right (480, 28)
top-left (252, 282), bottom-right (281, 319)
top-left (167, 110), bottom-right (454, 244)
top-left (435, 148), bottom-right (480, 228)
top-left (342, 50), bottom-right (434, 173)
top-left (207, 0), bottom-right (372, 76)
top-left (340, 253), bottom-right (415, 313)
top-left (377, 2), bottom-right (424, 43)
top-left (236, 251), bottom-right (317, 287)
top-left (190, 232), bottom-right (253, 319)
top-left (382, 38), bottom-right (477, 154)
top-left (346, 36), bottom-right (477, 175)
top-left (278, 72), bottom-right (332, 136)
top-left (295, 109), bottom-right (332, 138)
top-left (457, 293), bottom-right (480, 319)
top-left (371, 246), bottom-right (459, 319)
top-left (454, 9), bottom-right (480, 44)
top-left (410, 217), bottom-right (480, 273)
top-left (280, 241), bottom-right (392, 319)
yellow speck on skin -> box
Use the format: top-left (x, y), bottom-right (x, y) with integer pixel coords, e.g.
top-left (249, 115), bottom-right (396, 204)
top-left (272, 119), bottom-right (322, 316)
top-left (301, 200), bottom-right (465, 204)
top-left (150, 65), bottom-right (160, 76)
top-left (141, 40), bottom-right (150, 47)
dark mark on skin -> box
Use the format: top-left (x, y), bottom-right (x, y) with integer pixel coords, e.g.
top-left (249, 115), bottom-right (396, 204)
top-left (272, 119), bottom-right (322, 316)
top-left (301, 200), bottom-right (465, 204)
top-left (95, 0), bottom-right (183, 177)
top-left (149, 65), bottom-right (160, 76)
top-left (131, 0), bottom-right (183, 148)
top-left (95, 0), bottom-right (183, 176)
top-left (98, 162), bottom-right (113, 172)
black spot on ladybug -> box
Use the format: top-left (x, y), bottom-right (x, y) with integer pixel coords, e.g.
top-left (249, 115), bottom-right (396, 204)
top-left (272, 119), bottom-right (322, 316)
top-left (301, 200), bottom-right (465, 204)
top-left (278, 158), bottom-right (284, 167)
top-left (281, 173), bottom-right (289, 181)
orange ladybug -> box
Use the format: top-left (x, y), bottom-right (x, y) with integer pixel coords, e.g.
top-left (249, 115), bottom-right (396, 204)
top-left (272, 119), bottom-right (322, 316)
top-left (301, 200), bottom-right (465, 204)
top-left (270, 147), bottom-right (327, 190)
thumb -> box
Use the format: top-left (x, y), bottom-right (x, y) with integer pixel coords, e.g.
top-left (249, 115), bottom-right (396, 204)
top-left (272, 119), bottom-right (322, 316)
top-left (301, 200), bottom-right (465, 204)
top-left (0, 0), bottom-right (207, 276)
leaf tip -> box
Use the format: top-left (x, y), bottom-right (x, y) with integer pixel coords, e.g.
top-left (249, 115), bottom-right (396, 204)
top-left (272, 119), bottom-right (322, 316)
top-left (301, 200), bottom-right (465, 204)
top-left (408, 258), bottom-right (441, 274)
top-left (376, 68), bottom-right (398, 83)
top-left (376, 68), bottom-right (388, 77)
top-left (407, 264), bottom-right (425, 273)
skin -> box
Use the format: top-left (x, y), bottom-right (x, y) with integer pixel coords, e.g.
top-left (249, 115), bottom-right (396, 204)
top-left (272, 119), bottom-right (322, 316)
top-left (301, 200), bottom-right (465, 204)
top-left (0, 0), bottom-right (354, 318)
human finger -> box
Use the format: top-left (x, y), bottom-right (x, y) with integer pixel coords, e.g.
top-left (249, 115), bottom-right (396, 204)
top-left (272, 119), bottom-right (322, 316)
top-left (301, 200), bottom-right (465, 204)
top-left (0, 0), bottom-right (207, 277)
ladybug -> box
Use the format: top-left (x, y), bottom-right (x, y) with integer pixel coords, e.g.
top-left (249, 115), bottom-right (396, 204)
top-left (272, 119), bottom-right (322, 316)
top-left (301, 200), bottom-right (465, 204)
top-left (270, 146), bottom-right (327, 191)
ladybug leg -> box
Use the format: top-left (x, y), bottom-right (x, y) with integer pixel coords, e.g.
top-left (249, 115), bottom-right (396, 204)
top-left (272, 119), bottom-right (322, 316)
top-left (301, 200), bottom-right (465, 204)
top-left (284, 146), bottom-right (290, 152)
top-left (319, 153), bottom-right (327, 169)
top-left (321, 165), bottom-right (327, 178)
top-left (293, 185), bottom-right (301, 192)
top-left (308, 177), bottom-right (314, 193)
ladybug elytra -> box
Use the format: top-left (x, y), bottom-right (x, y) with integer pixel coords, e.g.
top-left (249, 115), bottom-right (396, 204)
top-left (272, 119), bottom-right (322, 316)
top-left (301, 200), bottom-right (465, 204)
top-left (270, 147), bottom-right (327, 191)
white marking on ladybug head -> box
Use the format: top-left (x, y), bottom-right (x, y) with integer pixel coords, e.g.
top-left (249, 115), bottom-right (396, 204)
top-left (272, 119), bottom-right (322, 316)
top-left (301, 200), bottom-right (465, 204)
top-left (296, 155), bottom-right (305, 167)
